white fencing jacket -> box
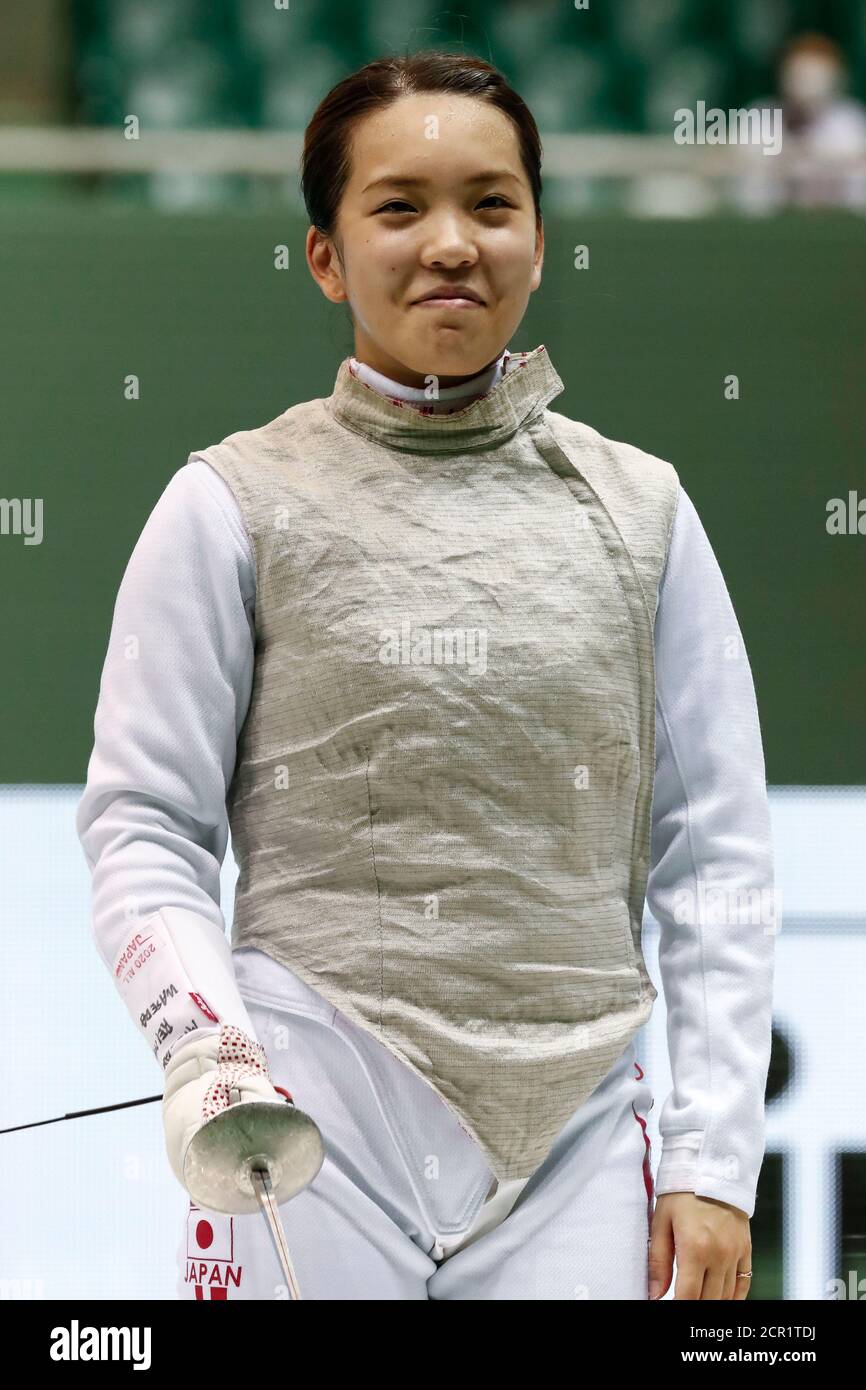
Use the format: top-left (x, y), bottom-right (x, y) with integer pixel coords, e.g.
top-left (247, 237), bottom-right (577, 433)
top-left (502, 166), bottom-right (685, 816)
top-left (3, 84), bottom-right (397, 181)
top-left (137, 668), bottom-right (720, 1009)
top-left (76, 349), bottom-right (774, 1218)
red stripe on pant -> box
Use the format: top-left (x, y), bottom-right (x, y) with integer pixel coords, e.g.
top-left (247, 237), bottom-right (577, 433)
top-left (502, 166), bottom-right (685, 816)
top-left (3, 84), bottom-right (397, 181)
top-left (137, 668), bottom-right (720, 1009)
top-left (631, 1059), bottom-right (655, 1234)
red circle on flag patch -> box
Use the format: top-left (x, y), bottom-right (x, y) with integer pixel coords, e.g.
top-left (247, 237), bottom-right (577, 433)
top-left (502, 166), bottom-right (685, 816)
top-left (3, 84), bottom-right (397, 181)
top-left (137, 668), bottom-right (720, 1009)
top-left (196, 1220), bottom-right (214, 1250)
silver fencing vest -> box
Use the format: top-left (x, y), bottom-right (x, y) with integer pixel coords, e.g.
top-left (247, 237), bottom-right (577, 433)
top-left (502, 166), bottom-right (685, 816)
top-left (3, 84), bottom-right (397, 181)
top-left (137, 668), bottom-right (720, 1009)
top-left (191, 345), bottom-right (680, 1180)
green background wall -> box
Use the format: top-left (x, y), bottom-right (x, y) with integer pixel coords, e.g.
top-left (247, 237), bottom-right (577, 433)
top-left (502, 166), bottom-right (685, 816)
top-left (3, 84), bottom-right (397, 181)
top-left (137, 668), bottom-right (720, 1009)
top-left (1, 204), bottom-right (863, 783)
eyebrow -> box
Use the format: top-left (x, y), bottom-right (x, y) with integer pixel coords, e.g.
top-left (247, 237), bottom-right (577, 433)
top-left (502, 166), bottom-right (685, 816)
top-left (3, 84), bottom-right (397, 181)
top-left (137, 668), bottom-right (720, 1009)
top-left (362, 169), bottom-right (521, 194)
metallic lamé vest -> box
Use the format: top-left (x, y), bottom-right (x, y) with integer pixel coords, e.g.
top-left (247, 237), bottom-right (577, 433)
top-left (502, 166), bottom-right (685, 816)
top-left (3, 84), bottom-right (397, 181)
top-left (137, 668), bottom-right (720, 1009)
top-left (191, 346), bottom-right (680, 1180)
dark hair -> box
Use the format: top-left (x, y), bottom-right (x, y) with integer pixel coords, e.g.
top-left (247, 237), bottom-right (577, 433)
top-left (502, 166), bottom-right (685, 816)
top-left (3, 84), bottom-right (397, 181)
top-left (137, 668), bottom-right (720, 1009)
top-left (301, 50), bottom-right (543, 243)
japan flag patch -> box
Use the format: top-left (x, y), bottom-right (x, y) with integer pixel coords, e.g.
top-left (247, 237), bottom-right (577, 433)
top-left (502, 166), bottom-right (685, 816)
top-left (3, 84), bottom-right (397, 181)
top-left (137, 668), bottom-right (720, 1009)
top-left (184, 1202), bottom-right (243, 1299)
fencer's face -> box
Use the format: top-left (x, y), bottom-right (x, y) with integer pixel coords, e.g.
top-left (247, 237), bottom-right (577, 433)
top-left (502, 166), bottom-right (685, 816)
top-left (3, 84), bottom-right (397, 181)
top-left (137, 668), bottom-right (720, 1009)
top-left (306, 92), bottom-right (543, 389)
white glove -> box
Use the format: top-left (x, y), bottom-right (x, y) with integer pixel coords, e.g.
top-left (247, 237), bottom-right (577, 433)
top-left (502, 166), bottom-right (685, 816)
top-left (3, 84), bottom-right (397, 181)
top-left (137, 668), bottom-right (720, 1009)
top-left (162, 1022), bottom-right (290, 1193)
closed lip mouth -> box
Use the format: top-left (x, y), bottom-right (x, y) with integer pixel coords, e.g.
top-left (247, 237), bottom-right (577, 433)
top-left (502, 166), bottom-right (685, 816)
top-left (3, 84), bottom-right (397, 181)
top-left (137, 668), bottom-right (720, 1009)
top-left (413, 288), bottom-right (485, 305)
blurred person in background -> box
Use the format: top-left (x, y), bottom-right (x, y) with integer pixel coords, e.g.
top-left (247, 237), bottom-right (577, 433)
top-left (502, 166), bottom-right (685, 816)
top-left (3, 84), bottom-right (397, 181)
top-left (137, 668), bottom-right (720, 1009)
top-left (737, 31), bottom-right (866, 212)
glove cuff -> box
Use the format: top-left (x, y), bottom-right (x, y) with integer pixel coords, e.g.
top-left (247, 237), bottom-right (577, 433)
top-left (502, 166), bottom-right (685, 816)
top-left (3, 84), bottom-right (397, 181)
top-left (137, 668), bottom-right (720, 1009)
top-left (201, 1024), bottom-right (272, 1120)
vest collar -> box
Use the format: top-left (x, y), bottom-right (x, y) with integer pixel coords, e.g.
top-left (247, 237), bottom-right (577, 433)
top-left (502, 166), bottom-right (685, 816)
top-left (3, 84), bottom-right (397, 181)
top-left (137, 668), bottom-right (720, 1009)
top-left (325, 344), bottom-right (565, 454)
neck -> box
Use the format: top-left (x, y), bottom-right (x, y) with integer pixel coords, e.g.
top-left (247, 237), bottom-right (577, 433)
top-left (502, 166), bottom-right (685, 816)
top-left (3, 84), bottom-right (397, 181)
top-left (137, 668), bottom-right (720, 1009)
top-left (349, 350), bottom-right (511, 415)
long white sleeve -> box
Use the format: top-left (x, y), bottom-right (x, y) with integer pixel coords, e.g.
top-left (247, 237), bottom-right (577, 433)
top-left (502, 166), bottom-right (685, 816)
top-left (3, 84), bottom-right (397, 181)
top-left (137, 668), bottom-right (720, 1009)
top-left (75, 460), bottom-right (260, 1070)
top-left (648, 486), bottom-right (776, 1218)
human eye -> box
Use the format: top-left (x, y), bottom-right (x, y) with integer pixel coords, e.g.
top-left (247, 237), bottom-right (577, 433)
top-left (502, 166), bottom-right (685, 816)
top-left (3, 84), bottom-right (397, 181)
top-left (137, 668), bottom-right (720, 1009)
top-left (476, 194), bottom-right (512, 209)
top-left (375, 199), bottom-right (416, 214)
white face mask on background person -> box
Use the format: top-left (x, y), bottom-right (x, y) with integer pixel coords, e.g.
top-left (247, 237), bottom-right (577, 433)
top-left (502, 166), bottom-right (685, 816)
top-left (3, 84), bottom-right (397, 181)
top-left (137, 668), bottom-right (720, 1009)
top-left (780, 53), bottom-right (843, 115)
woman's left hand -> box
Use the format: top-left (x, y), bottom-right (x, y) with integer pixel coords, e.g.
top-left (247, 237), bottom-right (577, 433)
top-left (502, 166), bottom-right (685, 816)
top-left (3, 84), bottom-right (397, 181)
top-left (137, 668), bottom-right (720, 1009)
top-left (648, 1192), bottom-right (752, 1300)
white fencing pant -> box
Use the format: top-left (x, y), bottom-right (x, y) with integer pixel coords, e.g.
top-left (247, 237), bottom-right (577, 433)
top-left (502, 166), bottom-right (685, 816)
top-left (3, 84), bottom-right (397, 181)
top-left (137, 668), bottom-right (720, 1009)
top-left (177, 950), bottom-right (655, 1300)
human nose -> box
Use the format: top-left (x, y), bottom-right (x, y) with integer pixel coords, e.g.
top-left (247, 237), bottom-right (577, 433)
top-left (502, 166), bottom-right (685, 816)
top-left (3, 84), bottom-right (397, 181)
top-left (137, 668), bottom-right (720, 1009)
top-left (419, 210), bottom-right (480, 267)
